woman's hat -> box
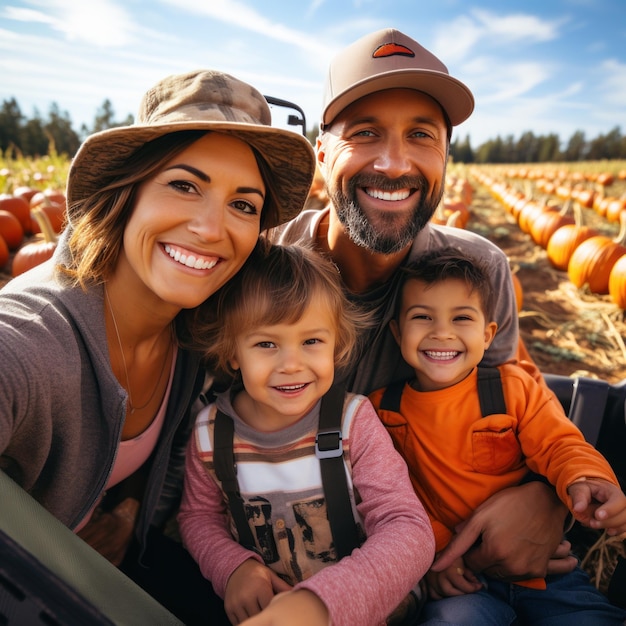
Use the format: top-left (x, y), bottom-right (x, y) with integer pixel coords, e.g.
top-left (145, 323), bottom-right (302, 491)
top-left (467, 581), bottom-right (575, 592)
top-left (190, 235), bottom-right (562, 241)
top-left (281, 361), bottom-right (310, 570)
top-left (67, 70), bottom-right (316, 229)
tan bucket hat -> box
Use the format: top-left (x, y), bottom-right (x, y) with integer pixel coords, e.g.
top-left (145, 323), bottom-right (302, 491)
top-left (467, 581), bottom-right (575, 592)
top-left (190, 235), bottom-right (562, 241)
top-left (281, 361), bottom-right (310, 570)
top-left (321, 28), bottom-right (474, 128)
top-left (67, 69), bottom-right (316, 229)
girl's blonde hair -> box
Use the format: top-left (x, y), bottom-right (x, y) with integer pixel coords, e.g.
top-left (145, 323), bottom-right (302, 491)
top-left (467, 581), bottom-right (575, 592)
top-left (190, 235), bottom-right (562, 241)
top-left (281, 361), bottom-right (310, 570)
top-left (190, 239), bottom-right (370, 383)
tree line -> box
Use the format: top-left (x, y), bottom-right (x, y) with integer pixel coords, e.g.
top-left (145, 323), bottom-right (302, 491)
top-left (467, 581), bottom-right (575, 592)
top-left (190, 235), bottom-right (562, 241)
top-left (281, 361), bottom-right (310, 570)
top-left (1, 97), bottom-right (625, 164)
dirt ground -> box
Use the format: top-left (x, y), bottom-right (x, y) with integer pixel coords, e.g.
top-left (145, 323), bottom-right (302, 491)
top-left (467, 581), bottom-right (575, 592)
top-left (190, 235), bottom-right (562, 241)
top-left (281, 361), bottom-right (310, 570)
top-left (466, 177), bottom-right (626, 385)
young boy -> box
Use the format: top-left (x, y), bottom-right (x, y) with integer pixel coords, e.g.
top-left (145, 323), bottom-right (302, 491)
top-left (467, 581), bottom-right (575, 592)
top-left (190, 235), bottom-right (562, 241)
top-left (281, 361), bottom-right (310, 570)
top-left (369, 246), bottom-right (626, 625)
top-left (178, 241), bottom-right (435, 626)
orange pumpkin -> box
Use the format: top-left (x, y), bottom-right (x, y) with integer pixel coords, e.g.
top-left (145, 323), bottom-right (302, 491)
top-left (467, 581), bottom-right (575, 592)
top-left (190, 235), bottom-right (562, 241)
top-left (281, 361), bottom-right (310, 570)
top-left (568, 233), bottom-right (626, 294)
top-left (0, 194), bottom-right (31, 234)
top-left (0, 234), bottom-right (8, 269)
top-left (528, 201), bottom-right (575, 249)
top-left (547, 224), bottom-right (598, 271)
top-left (11, 208), bottom-right (58, 277)
top-left (0, 210), bottom-right (24, 250)
top-left (609, 254), bottom-right (626, 309)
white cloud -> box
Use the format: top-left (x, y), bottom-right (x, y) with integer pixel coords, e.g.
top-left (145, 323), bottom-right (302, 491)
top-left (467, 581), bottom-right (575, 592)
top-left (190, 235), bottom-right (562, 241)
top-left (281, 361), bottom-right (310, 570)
top-left (2, 0), bottom-right (136, 46)
top-left (432, 16), bottom-right (484, 62)
top-left (470, 8), bottom-right (565, 42)
top-left (600, 58), bottom-right (626, 107)
top-left (158, 0), bottom-right (329, 56)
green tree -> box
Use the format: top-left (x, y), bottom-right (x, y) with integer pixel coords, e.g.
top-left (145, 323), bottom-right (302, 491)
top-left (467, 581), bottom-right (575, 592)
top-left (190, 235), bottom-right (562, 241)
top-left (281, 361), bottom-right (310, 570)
top-left (0, 98), bottom-right (24, 153)
top-left (562, 131), bottom-right (587, 162)
top-left (44, 103), bottom-right (80, 157)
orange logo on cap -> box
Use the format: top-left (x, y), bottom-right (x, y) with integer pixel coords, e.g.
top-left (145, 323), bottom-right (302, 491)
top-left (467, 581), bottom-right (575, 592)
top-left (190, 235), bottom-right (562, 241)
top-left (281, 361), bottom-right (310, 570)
top-left (373, 42), bottom-right (415, 58)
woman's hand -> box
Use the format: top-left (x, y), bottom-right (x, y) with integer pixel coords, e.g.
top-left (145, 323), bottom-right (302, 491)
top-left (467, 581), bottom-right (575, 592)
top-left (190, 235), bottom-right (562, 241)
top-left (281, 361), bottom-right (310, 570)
top-left (77, 497), bottom-right (139, 566)
top-left (239, 590), bottom-right (329, 626)
top-left (224, 559), bottom-right (292, 625)
top-left (431, 482), bottom-right (577, 581)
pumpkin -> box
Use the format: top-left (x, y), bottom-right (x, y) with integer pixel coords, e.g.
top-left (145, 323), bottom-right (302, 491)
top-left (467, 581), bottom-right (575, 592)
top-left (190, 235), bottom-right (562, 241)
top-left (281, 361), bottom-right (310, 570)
top-left (29, 189), bottom-right (67, 234)
top-left (11, 208), bottom-right (58, 277)
top-left (0, 194), bottom-right (31, 234)
top-left (546, 202), bottom-right (597, 271)
top-left (606, 198), bottom-right (626, 224)
top-left (432, 197), bottom-right (470, 228)
top-left (528, 200), bottom-right (575, 249)
top-left (0, 235), bottom-right (8, 269)
top-left (0, 210), bottom-right (24, 250)
top-left (12, 185), bottom-right (38, 204)
top-left (608, 254), bottom-right (626, 309)
top-left (516, 199), bottom-right (550, 233)
top-left (567, 212), bottom-right (626, 294)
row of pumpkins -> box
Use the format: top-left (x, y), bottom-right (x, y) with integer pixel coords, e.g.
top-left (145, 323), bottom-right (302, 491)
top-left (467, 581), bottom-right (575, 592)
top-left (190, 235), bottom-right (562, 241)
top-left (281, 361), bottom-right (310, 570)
top-left (471, 168), bottom-right (626, 310)
top-left (0, 187), bottom-right (64, 277)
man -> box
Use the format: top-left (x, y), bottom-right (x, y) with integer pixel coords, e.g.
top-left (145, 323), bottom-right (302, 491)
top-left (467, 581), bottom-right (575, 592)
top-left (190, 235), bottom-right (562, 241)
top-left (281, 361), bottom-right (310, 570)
top-left (273, 27), bottom-right (576, 587)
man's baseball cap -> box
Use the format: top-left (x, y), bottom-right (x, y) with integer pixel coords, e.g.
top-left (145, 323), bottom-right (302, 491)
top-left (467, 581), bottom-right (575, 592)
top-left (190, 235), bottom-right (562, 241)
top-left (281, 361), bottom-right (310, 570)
top-left (321, 28), bottom-right (475, 128)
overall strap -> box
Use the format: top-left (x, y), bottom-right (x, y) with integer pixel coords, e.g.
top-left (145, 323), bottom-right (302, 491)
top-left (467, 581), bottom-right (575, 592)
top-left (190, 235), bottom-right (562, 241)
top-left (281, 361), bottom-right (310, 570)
top-left (316, 382), bottom-right (360, 559)
top-left (212, 410), bottom-right (256, 550)
top-left (378, 379), bottom-right (406, 413)
top-left (380, 369), bottom-right (506, 417)
top-left (477, 366), bottom-right (507, 416)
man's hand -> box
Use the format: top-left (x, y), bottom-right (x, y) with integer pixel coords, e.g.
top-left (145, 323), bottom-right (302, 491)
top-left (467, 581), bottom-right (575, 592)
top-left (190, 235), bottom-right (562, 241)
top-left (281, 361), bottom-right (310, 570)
top-left (431, 482), bottom-right (577, 580)
top-left (225, 559), bottom-right (292, 625)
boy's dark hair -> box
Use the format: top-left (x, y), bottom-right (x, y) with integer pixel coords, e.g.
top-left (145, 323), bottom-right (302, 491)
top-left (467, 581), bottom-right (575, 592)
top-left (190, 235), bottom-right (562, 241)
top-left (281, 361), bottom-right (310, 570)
top-left (395, 246), bottom-right (495, 321)
top-left (189, 239), bottom-right (371, 383)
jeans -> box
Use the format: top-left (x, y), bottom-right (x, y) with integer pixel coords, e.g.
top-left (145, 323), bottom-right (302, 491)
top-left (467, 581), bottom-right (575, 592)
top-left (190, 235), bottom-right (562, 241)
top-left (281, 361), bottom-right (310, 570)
top-left (419, 566), bottom-right (626, 625)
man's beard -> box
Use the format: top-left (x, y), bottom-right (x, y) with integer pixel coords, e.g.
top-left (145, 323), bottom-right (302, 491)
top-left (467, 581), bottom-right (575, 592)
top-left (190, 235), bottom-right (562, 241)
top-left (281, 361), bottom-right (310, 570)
top-left (329, 173), bottom-right (443, 254)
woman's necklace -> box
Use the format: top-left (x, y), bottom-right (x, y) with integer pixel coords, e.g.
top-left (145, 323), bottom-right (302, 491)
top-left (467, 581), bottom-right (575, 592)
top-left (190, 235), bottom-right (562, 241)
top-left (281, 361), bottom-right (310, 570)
top-left (104, 286), bottom-right (172, 414)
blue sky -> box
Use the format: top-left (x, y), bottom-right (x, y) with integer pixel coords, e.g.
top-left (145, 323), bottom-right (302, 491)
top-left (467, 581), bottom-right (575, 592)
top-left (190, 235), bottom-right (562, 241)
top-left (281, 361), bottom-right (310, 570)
top-left (0, 0), bottom-right (625, 148)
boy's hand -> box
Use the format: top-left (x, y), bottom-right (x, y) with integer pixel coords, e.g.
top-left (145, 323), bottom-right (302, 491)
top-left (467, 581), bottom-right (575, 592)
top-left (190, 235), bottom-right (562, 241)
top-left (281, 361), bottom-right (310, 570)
top-left (225, 559), bottom-right (292, 625)
top-left (568, 478), bottom-right (626, 535)
top-left (426, 557), bottom-right (482, 600)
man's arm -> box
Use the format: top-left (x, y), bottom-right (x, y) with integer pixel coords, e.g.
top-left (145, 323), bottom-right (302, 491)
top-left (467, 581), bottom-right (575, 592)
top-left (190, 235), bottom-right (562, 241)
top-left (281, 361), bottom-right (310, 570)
top-left (431, 482), bottom-right (578, 580)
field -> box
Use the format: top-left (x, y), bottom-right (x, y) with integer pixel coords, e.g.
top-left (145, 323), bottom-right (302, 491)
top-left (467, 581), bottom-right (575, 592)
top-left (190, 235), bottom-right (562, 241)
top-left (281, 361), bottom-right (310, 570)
top-left (2, 156), bottom-right (626, 386)
top-left (463, 162), bottom-right (626, 384)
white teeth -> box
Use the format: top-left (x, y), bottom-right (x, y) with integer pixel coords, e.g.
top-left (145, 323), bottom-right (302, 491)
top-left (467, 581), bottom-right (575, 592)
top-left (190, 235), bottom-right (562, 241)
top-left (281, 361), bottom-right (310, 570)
top-left (425, 351), bottom-right (459, 360)
top-left (164, 244), bottom-right (217, 270)
top-left (367, 188), bottom-right (410, 201)
top-left (276, 384), bottom-right (306, 391)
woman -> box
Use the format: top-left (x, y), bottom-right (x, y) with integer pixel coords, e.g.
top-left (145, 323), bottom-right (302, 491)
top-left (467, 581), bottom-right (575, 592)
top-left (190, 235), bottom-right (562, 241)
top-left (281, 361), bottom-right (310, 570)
top-left (0, 69), bottom-right (315, 624)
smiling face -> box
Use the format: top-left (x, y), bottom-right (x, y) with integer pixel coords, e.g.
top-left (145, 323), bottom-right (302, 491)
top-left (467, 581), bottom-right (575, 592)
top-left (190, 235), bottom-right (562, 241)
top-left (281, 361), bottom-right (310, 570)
top-left (391, 277), bottom-right (497, 391)
top-left (230, 292), bottom-right (337, 431)
top-left (118, 132), bottom-right (264, 311)
top-left (318, 88), bottom-right (449, 254)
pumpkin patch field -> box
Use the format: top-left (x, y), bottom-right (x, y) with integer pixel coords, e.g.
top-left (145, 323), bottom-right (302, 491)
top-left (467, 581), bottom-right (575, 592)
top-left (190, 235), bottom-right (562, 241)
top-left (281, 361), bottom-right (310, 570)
top-left (462, 161), bottom-right (626, 383)
top-left (2, 155), bottom-right (626, 383)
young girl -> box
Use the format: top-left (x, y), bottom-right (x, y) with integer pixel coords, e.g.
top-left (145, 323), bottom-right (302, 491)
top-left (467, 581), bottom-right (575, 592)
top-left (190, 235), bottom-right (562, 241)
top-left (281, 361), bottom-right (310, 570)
top-left (178, 240), bottom-right (435, 626)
